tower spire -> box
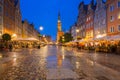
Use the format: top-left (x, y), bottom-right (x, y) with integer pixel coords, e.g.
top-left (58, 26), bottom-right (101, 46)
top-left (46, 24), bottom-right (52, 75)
top-left (57, 12), bottom-right (61, 31)
top-left (91, 0), bottom-right (94, 6)
top-left (58, 12), bottom-right (61, 21)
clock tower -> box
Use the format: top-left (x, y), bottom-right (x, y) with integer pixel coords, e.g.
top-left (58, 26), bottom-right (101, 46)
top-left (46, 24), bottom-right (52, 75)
top-left (57, 12), bottom-right (64, 44)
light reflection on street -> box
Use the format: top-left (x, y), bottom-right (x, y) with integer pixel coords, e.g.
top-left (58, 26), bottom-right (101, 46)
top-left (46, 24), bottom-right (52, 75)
top-left (75, 62), bottom-right (80, 69)
top-left (0, 54), bottom-right (2, 59)
top-left (57, 54), bottom-right (63, 68)
top-left (13, 57), bottom-right (17, 66)
top-left (61, 47), bottom-right (65, 60)
top-left (0, 46), bottom-right (120, 80)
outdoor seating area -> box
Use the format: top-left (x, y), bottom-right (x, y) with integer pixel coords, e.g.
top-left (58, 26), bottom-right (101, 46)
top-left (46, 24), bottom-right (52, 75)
top-left (64, 39), bottom-right (120, 54)
top-left (0, 40), bottom-right (46, 51)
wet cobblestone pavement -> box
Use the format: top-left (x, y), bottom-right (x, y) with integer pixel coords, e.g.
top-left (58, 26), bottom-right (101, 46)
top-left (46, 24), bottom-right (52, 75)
top-left (0, 46), bottom-right (120, 80)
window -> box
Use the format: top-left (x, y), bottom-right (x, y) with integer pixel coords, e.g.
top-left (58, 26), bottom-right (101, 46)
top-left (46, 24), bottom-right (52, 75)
top-left (87, 18), bottom-right (89, 21)
top-left (110, 27), bottom-right (114, 32)
top-left (118, 1), bottom-right (120, 8)
top-left (110, 16), bottom-right (114, 22)
top-left (118, 25), bottom-right (120, 31)
top-left (110, 5), bottom-right (114, 12)
top-left (89, 16), bottom-right (91, 20)
top-left (103, 19), bottom-right (106, 24)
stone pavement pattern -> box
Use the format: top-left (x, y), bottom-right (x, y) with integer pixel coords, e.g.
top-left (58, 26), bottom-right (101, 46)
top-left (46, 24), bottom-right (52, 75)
top-left (0, 46), bottom-right (120, 80)
top-left (0, 49), bottom-right (47, 80)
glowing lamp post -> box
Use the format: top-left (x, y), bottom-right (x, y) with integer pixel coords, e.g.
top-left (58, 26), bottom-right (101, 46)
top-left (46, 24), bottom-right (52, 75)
top-left (38, 26), bottom-right (44, 47)
top-left (39, 26), bottom-right (43, 31)
top-left (76, 29), bottom-right (79, 33)
top-left (76, 29), bottom-right (80, 40)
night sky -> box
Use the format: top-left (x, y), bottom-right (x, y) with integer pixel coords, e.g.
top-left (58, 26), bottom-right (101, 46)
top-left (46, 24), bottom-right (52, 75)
top-left (20, 0), bottom-right (92, 40)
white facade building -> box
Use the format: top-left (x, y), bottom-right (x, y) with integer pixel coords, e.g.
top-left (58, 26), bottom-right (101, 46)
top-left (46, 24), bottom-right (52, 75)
top-left (71, 24), bottom-right (77, 40)
top-left (94, 0), bottom-right (107, 39)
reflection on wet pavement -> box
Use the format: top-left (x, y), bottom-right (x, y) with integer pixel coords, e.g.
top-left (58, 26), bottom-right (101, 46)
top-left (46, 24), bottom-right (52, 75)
top-left (0, 45), bottom-right (120, 80)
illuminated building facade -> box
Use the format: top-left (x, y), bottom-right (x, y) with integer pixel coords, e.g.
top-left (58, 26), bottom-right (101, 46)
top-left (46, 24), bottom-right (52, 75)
top-left (22, 20), bottom-right (39, 40)
top-left (85, 0), bottom-right (95, 39)
top-left (77, 2), bottom-right (87, 39)
top-left (0, 0), bottom-right (39, 40)
top-left (15, 0), bottom-right (22, 39)
top-left (3, 0), bottom-right (15, 35)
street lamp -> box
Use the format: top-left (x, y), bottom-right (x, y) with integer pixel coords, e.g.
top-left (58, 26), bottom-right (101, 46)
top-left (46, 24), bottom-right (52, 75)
top-left (38, 26), bottom-right (44, 48)
top-left (39, 26), bottom-right (43, 31)
top-left (39, 26), bottom-right (44, 41)
top-left (76, 29), bottom-right (79, 33)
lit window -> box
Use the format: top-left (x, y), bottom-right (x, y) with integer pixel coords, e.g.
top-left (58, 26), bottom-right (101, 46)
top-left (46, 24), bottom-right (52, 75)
top-left (87, 18), bottom-right (89, 21)
top-left (110, 27), bottom-right (114, 32)
top-left (110, 16), bottom-right (114, 22)
top-left (118, 13), bottom-right (120, 19)
top-left (89, 16), bottom-right (91, 20)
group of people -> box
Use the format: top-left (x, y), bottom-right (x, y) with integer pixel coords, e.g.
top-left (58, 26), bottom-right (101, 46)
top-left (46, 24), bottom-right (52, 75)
top-left (0, 43), bottom-right (13, 51)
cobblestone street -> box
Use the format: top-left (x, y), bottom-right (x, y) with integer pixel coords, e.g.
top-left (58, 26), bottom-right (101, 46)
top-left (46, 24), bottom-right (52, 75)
top-left (0, 45), bottom-right (120, 80)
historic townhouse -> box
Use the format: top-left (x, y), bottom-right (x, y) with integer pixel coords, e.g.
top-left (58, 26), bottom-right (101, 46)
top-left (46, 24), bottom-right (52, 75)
top-left (0, 0), bottom-right (3, 37)
top-left (94, 0), bottom-right (107, 39)
top-left (85, 0), bottom-right (95, 39)
top-left (22, 20), bottom-right (29, 38)
top-left (3, 0), bottom-right (15, 35)
top-left (22, 20), bottom-right (39, 40)
top-left (77, 2), bottom-right (88, 40)
top-left (14, 0), bottom-right (22, 39)
top-left (28, 24), bottom-right (34, 38)
top-left (70, 24), bottom-right (77, 40)
top-left (33, 29), bottom-right (39, 40)
top-left (106, 0), bottom-right (120, 38)
top-left (0, 0), bottom-right (40, 40)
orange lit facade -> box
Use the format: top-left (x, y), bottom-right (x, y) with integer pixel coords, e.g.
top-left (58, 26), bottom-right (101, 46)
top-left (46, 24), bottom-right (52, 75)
top-left (3, 0), bottom-right (15, 35)
top-left (0, 0), bottom-right (39, 40)
top-left (22, 20), bottom-right (39, 40)
top-left (106, 0), bottom-right (120, 36)
top-left (15, 0), bottom-right (22, 39)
